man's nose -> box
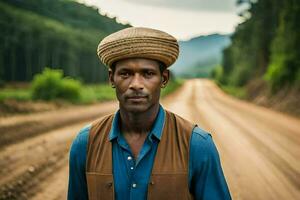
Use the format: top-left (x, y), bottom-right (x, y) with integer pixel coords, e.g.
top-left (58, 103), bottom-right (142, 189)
top-left (129, 74), bottom-right (144, 90)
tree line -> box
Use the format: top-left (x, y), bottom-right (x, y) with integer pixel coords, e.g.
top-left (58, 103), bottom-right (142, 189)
top-left (0, 0), bottom-right (130, 84)
top-left (218, 0), bottom-right (299, 93)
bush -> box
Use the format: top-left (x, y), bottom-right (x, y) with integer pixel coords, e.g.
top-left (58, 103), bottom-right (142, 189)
top-left (31, 68), bottom-right (82, 101)
top-left (58, 77), bottom-right (82, 101)
top-left (211, 65), bottom-right (225, 85)
top-left (79, 84), bottom-right (116, 104)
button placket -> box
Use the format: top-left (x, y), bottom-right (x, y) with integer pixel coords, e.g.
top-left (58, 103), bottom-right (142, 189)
top-left (126, 153), bottom-right (135, 178)
top-left (127, 155), bottom-right (134, 170)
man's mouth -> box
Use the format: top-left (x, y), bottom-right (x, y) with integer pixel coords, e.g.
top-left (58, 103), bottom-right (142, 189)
top-left (126, 94), bottom-right (148, 102)
top-left (127, 96), bottom-right (147, 99)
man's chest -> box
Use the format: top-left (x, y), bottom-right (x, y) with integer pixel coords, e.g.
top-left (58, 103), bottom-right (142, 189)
top-left (123, 133), bottom-right (149, 159)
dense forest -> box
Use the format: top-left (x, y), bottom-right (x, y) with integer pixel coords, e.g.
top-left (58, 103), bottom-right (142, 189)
top-left (217, 0), bottom-right (299, 94)
top-left (0, 0), bottom-right (130, 84)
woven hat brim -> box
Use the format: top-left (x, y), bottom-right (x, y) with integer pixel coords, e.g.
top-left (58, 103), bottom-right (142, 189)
top-left (98, 36), bottom-right (179, 68)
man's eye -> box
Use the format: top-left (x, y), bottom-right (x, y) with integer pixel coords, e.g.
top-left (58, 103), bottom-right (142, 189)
top-left (120, 72), bottom-right (129, 77)
top-left (145, 71), bottom-right (154, 77)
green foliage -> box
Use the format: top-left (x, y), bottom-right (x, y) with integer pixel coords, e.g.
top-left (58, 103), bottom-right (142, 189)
top-left (79, 84), bottom-right (116, 104)
top-left (58, 77), bottom-right (82, 101)
top-left (0, 77), bottom-right (184, 103)
top-left (211, 65), bottom-right (225, 84)
top-left (0, 88), bottom-right (31, 102)
top-left (4, 0), bottom-right (127, 33)
top-left (228, 65), bottom-right (253, 86)
top-left (264, 55), bottom-right (292, 92)
top-left (265, 0), bottom-right (300, 92)
top-left (220, 85), bottom-right (247, 99)
top-left (0, 0), bottom-right (130, 83)
top-left (31, 68), bottom-right (82, 101)
top-left (219, 0), bottom-right (299, 93)
top-left (80, 79), bottom-right (184, 103)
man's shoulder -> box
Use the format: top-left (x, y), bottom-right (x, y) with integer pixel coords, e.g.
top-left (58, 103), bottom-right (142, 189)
top-left (77, 123), bottom-right (92, 138)
top-left (89, 113), bottom-right (115, 128)
top-left (71, 124), bottom-right (91, 150)
top-left (69, 124), bottom-right (91, 165)
top-left (164, 110), bottom-right (211, 140)
top-left (72, 113), bottom-right (115, 146)
top-left (192, 126), bottom-right (211, 140)
top-left (190, 126), bottom-right (218, 160)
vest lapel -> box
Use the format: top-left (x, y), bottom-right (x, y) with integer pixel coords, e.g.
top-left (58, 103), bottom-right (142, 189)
top-left (86, 114), bottom-right (114, 200)
top-left (148, 110), bottom-right (194, 200)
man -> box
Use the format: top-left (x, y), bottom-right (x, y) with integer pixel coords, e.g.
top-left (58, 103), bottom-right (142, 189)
top-left (68, 27), bottom-right (231, 200)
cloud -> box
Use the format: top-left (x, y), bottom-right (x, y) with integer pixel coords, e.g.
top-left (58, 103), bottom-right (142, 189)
top-left (80, 0), bottom-right (241, 40)
top-left (124, 0), bottom-right (237, 12)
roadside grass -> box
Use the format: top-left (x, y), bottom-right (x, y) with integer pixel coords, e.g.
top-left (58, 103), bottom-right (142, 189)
top-left (0, 88), bottom-right (32, 102)
top-left (218, 84), bottom-right (247, 99)
top-left (0, 79), bottom-right (184, 104)
top-left (79, 84), bottom-right (116, 104)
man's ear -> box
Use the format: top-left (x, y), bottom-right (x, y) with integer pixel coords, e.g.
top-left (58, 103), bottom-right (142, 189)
top-left (161, 69), bottom-right (170, 88)
top-left (108, 68), bottom-right (115, 88)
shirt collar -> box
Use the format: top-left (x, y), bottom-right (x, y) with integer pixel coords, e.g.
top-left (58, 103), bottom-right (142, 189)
top-left (108, 104), bottom-right (165, 141)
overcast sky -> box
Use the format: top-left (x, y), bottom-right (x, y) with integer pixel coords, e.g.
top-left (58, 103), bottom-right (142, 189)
top-left (80, 0), bottom-right (242, 40)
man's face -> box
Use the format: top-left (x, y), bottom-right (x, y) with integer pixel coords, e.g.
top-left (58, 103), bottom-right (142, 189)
top-left (109, 58), bottom-right (169, 113)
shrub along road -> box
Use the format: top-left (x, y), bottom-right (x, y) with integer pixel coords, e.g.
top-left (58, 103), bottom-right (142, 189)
top-left (0, 79), bottom-right (299, 200)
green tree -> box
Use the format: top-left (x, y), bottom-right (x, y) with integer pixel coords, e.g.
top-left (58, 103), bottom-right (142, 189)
top-left (265, 0), bottom-right (300, 92)
top-left (0, 0), bottom-right (130, 83)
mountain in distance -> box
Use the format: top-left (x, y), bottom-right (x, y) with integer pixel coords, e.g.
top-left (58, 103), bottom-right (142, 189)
top-left (171, 34), bottom-right (231, 78)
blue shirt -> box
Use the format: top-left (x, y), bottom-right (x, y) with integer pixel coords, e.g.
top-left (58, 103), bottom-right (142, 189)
top-left (68, 105), bottom-right (231, 200)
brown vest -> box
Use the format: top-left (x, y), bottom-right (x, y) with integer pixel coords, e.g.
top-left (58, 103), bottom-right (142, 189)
top-left (86, 110), bottom-right (195, 200)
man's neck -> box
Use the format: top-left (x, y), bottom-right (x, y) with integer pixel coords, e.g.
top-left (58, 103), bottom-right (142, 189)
top-left (119, 103), bottom-right (160, 135)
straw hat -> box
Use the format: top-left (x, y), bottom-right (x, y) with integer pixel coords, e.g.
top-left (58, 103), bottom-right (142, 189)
top-left (97, 27), bottom-right (179, 68)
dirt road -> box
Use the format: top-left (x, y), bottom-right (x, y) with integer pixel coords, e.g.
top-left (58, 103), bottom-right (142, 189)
top-left (162, 79), bottom-right (300, 200)
top-left (0, 79), bottom-right (299, 200)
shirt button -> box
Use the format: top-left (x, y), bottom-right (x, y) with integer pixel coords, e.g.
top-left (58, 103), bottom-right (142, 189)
top-left (127, 156), bottom-right (132, 160)
top-left (132, 183), bottom-right (137, 188)
top-left (130, 167), bottom-right (134, 170)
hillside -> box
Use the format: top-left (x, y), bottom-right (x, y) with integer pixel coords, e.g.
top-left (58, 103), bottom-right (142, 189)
top-left (171, 34), bottom-right (230, 78)
top-left (0, 0), bottom-right (130, 84)
top-left (214, 0), bottom-right (300, 116)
